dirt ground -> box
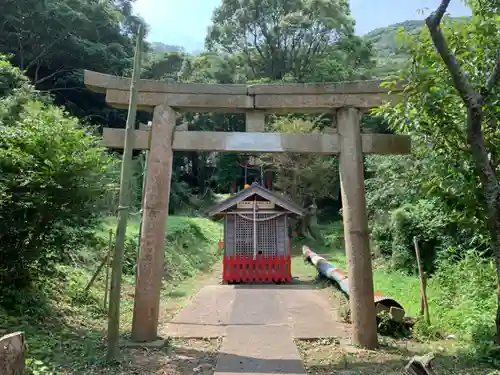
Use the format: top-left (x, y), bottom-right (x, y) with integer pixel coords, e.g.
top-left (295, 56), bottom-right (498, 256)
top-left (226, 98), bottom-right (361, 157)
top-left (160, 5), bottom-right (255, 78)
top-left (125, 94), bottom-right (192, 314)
top-left (89, 257), bottom-right (497, 375)
top-left (82, 338), bottom-right (221, 375)
top-left (295, 337), bottom-right (497, 375)
top-left (87, 264), bottom-right (225, 375)
top-left (291, 256), bottom-right (498, 375)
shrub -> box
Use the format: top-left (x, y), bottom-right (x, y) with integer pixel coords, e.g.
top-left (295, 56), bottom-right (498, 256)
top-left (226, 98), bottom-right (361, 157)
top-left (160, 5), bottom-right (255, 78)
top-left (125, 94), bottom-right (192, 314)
top-left (0, 59), bottom-right (117, 296)
top-left (0, 55), bottom-right (39, 123)
top-left (365, 151), bottom-right (490, 274)
top-left (431, 250), bottom-right (497, 341)
top-left (370, 215), bottom-right (393, 257)
top-left (98, 216), bottom-right (222, 279)
top-left (369, 199), bottom-right (449, 273)
top-left (389, 199), bottom-right (449, 273)
top-left (0, 55), bottom-right (29, 96)
top-left (322, 221), bottom-right (344, 250)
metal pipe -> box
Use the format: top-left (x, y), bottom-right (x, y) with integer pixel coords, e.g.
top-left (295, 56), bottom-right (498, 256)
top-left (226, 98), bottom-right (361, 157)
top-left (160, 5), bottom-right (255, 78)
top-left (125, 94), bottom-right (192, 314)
top-left (302, 246), bottom-right (350, 294)
top-left (302, 245), bottom-right (405, 320)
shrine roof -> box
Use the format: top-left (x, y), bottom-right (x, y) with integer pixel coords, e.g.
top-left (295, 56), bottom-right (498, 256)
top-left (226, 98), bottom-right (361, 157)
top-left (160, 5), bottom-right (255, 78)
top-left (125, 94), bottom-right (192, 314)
top-left (207, 183), bottom-right (305, 218)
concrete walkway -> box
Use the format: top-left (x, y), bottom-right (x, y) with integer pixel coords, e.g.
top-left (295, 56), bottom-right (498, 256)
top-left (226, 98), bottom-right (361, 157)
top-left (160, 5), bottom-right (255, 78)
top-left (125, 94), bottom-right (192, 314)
top-left (215, 326), bottom-right (305, 375)
top-left (161, 285), bottom-right (349, 375)
top-left (162, 285), bottom-right (349, 338)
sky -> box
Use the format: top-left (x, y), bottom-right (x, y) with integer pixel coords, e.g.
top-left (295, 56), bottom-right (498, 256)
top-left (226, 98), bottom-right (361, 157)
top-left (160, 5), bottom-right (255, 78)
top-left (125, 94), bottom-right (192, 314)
top-left (133, 0), bottom-right (471, 52)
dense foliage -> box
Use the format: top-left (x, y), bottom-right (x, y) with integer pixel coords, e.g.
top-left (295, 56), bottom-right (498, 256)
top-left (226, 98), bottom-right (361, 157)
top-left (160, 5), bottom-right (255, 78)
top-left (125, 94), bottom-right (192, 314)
top-left (367, 0), bottom-right (500, 344)
top-left (368, 4), bottom-right (499, 270)
top-left (0, 0), bottom-right (147, 127)
top-left (0, 57), bottom-right (117, 296)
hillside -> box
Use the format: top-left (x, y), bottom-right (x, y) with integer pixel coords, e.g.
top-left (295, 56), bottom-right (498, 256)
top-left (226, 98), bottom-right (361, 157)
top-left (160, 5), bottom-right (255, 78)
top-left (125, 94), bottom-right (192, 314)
top-left (362, 20), bottom-right (424, 77)
top-left (364, 17), bottom-right (470, 78)
top-left (365, 20), bottom-right (424, 59)
top-left (150, 42), bottom-right (185, 54)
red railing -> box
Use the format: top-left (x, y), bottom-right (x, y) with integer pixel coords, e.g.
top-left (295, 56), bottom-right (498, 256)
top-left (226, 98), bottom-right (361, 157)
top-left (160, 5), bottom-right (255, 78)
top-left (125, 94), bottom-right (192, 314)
top-left (223, 255), bottom-right (291, 283)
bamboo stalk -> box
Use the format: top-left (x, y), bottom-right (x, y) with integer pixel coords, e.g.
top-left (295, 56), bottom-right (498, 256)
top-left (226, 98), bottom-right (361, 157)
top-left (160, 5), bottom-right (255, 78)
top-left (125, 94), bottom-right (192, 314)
top-left (106, 24), bottom-right (144, 362)
top-left (136, 148), bottom-right (149, 266)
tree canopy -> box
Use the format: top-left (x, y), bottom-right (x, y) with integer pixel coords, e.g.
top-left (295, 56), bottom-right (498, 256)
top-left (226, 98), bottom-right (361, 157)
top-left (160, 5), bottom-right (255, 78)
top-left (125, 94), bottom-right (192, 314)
top-left (206, 0), bottom-right (361, 81)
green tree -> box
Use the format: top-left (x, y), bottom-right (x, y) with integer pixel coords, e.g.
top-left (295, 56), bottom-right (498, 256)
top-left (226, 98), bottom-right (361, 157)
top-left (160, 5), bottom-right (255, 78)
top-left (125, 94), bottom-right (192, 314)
top-left (143, 52), bottom-right (186, 80)
top-left (374, 0), bottom-right (500, 342)
top-left (0, 57), bottom-right (117, 293)
top-left (175, 53), bottom-right (247, 196)
top-left (259, 117), bottom-right (339, 237)
top-left (0, 0), bottom-right (141, 84)
top-left (206, 0), bottom-right (355, 81)
top-left (0, 0), bottom-right (148, 129)
top-left (306, 37), bottom-right (376, 82)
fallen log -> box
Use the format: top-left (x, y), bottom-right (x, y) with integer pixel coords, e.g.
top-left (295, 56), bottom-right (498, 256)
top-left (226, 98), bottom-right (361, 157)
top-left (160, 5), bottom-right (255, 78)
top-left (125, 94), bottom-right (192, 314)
top-left (0, 332), bottom-right (25, 375)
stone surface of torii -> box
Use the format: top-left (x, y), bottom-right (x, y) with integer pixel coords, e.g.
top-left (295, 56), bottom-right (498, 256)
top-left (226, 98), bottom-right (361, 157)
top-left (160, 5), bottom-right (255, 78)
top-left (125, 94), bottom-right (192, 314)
top-left (84, 70), bottom-right (409, 349)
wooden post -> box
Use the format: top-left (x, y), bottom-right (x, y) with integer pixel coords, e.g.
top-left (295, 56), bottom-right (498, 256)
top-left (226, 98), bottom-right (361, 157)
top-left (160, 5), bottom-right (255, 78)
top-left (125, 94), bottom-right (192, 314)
top-left (136, 129), bottom-right (150, 261)
top-left (103, 229), bottom-right (113, 309)
top-left (106, 24), bottom-right (144, 361)
top-left (419, 272), bottom-right (427, 316)
top-left (413, 236), bottom-right (430, 325)
top-left (337, 107), bottom-right (378, 349)
top-left (0, 332), bottom-right (25, 375)
top-left (84, 254), bottom-right (109, 293)
top-left (131, 104), bottom-right (176, 342)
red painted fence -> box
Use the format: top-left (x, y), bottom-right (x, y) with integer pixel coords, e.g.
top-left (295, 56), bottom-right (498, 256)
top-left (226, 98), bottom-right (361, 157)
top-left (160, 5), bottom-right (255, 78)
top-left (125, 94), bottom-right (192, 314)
top-left (223, 255), bottom-right (291, 283)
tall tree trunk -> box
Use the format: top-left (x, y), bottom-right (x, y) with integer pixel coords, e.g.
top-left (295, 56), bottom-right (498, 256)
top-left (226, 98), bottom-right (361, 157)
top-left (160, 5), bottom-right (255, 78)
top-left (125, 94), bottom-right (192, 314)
top-left (494, 214), bottom-right (500, 343)
top-left (426, 0), bottom-right (500, 343)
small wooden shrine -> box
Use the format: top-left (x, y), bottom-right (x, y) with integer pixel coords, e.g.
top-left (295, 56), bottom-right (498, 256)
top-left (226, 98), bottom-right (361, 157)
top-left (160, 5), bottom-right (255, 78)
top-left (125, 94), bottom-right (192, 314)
top-left (207, 182), bottom-right (305, 283)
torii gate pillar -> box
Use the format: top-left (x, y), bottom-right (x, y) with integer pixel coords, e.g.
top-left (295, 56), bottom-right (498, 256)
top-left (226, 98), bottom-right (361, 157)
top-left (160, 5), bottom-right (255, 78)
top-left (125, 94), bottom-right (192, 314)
top-left (131, 105), bottom-right (175, 342)
top-left (337, 107), bottom-right (377, 348)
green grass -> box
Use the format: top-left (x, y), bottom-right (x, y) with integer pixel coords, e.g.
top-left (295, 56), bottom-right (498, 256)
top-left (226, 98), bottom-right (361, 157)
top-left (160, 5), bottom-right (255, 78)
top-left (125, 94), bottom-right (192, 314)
top-left (0, 215), bottom-right (222, 374)
top-left (291, 222), bottom-right (500, 367)
top-left (292, 242), bottom-right (423, 318)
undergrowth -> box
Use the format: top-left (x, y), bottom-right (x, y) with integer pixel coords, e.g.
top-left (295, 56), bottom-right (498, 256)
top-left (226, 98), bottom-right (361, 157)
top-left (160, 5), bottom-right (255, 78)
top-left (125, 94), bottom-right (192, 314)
top-left (0, 215), bottom-right (222, 374)
top-left (296, 222), bottom-right (500, 367)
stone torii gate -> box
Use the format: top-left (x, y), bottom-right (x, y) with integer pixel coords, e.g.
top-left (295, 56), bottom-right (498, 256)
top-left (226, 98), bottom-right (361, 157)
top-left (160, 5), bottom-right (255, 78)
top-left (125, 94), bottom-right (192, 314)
top-left (84, 70), bottom-right (408, 349)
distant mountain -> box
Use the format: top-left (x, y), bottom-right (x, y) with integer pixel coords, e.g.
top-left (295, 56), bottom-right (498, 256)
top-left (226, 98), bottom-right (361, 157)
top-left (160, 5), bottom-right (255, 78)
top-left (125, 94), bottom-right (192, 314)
top-left (365, 20), bottom-right (424, 58)
top-left (364, 17), bottom-right (470, 77)
top-left (363, 20), bottom-right (424, 77)
top-left (150, 42), bottom-right (185, 54)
